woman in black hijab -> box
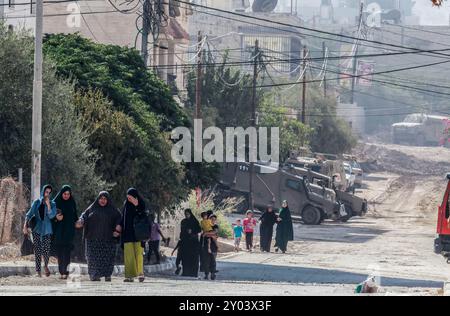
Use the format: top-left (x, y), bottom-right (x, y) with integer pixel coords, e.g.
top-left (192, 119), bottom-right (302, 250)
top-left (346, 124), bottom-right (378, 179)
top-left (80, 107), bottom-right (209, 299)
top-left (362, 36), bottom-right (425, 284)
top-left (76, 191), bottom-right (121, 281)
top-left (118, 188), bottom-right (146, 283)
top-left (275, 200), bottom-right (294, 254)
top-left (179, 208), bottom-right (201, 277)
top-left (52, 185), bottom-right (78, 279)
top-left (259, 205), bottom-right (278, 252)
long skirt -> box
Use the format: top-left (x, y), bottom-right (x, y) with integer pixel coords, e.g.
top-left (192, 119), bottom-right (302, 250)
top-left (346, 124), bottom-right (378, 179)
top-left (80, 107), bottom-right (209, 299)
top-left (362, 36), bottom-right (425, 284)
top-left (124, 242), bottom-right (144, 278)
top-left (180, 237), bottom-right (200, 277)
top-left (260, 225), bottom-right (274, 252)
top-left (85, 239), bottom-right (116, 279)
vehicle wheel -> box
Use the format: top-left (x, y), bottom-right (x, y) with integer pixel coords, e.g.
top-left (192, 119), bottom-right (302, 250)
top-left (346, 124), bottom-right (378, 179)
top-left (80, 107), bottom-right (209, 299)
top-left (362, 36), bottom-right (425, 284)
top-left (434, 238), bottom-right (443, 254)
top-left (301, 206), bottom-right (322, 225)
top-left (340, 205), bottom-right (353, 223)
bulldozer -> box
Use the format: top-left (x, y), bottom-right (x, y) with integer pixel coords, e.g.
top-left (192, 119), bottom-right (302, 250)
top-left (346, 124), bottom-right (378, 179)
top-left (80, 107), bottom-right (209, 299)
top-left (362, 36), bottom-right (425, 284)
top-left (434, 173), bottom-right (450, 262)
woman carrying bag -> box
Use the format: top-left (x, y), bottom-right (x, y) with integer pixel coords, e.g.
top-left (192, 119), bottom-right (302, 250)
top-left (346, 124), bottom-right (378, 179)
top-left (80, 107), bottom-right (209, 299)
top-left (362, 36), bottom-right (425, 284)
top-left (117, 188), bottom-right (149, 283)
top-left (23, 184), bottom-right (57, 277)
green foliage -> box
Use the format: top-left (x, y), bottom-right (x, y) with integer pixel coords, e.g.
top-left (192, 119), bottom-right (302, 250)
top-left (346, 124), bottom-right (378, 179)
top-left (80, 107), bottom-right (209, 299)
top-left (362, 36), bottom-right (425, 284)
top-left (186, 52), bottom-right (257, 129)
top-left (0, 24), bottom-right (107, 206)
top-left (73, 90), bottom-right (189, 208)
top-left (43, 33), bottom-right (188, 131)
top-left (176, 190), bottom-right (239, 239)
top-left (259, 98), bottom-right (313, 162)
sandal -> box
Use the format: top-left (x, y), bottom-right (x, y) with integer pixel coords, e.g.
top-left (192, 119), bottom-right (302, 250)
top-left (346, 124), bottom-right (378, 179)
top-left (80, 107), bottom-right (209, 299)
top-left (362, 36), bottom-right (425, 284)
top-left (138, 275), bottom-right (145, 283)
top-left (44, 267), bottom-right (51, 277)
top-left (123, 278), bottom-right (134, 282)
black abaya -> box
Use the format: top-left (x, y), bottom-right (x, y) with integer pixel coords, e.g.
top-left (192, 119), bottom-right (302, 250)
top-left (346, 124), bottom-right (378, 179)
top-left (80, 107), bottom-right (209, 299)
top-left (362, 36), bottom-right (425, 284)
top-left (259, 210), bottom-right (278, 252)
top-left (179, 212), bottom-right (201, 277)
top-left (275, 207), bottom-right (294, 252)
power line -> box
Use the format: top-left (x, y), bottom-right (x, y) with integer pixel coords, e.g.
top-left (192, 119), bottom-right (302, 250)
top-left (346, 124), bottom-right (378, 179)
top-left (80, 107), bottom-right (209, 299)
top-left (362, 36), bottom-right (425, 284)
top-left (174, 0), bottom-right (450, 59)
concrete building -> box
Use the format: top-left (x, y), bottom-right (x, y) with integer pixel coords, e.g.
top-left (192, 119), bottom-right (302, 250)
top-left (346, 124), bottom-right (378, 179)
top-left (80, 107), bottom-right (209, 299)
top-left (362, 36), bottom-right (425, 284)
top-left (188, 0), bottom-right (305, 78)
top-left (1, 0), bottom-right (191, 93)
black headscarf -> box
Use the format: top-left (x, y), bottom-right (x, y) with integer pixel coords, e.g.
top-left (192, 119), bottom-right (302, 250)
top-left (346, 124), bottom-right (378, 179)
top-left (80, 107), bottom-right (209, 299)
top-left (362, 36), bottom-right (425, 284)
top-left (124, 188), bottom-right (146, 212)
top-left (120, 188), bottom-right (146, 244)
top-left (38, 184), bottom-right (53, 220)
top-left (180, 208), bottom-right (201, 240)
top-left (81, 191), bottom-right (121, 242)
top-left (260, 205), bottom-right (278, 227)
top-left (52, 185), bottom-right (78, 247)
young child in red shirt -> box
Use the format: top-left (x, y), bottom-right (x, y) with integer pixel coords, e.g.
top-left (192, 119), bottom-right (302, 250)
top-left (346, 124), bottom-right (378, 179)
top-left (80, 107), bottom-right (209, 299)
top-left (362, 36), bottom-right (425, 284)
top-left (242, 210), bottom-right (257, 252)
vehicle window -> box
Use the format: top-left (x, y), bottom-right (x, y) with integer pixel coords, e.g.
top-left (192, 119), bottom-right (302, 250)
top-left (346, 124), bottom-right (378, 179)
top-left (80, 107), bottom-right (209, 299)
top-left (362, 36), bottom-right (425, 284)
top-left (286, 179), bottom-right (302, 191)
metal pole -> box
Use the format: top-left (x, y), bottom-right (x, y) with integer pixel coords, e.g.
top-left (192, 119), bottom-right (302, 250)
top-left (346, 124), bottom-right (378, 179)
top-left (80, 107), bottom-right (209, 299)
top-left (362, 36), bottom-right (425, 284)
top-left (195, 31), bottom-right (202, 120)
top-left (351, 2), bottom-right (364, 105)
top-left (31, 0), bottom-right (43, 202)
top-left (249, 39), bottom-right (259, 212)
top-left (141, 0), bottom-right (150, 67)
top-left (301, 45), bottom-right (307, 124)
top-left (323, 41), bottom-right (327, 98)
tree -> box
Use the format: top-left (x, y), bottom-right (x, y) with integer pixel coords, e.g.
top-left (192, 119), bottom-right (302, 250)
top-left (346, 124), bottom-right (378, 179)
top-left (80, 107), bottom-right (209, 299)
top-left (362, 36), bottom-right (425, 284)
top-left (73, 90), bottom-right (189, 208)
top-left (43, 33), bottom-right (188, 131)
top-left (0, 24), bottom-right (107, 206)
top-left (259, 98), bottom-right (312, 162)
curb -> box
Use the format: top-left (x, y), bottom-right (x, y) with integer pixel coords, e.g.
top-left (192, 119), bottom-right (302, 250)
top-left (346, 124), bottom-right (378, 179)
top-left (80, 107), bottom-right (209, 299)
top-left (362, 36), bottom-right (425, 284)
top-left (0, 258), bottom-right (175, 278)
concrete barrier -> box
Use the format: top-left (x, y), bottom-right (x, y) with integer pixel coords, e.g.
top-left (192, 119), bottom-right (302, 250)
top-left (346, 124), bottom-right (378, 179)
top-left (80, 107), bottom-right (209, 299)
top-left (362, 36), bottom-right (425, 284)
top-left (0, 258), bottom-right (175, 278)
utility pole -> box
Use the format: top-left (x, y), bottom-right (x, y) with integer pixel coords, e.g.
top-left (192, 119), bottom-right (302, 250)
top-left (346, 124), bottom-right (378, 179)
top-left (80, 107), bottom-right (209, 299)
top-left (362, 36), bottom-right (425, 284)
top-left (322, 41), bottom-right (327, 98)
top-left (401, 25), bottom-right (405, 46)
top-left (195, 31), bottom-right (203, 120)
top-left (249, 39), bottom-right (259, 212)
top-left (31, 0), bottom-right (43, 202)
top-left (350, 1), bottom-right (364, 105)
top-left (301, 45), bottom-right (307, 124)
top-left (141, 0), bottom-right (150, 67)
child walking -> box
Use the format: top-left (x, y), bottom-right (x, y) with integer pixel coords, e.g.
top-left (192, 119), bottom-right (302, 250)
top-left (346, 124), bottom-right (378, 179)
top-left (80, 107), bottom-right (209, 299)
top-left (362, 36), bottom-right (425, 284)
top-left (243, 210), bottom-right (257, 252)
top-left (232, 219), bottom-right (244, 252)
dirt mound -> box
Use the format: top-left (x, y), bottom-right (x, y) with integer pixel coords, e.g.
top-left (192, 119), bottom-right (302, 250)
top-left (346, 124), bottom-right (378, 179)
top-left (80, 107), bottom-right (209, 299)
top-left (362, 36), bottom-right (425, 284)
top-left (354, 143), bottom-right (450, 176)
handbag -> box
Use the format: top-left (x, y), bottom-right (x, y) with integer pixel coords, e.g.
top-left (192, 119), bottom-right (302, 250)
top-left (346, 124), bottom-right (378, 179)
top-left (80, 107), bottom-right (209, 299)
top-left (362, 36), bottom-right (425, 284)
top-left (27, 215), bottom-right (37, 230)
top-left (133, 211), bottom-right (151, 242)
top-left (20, 235), bottom-right (34, 256)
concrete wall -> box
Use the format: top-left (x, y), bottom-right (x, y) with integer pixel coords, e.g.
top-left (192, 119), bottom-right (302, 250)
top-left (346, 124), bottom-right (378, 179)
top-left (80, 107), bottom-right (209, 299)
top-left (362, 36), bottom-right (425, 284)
top-left (337, 102), bottom-right (366, 136)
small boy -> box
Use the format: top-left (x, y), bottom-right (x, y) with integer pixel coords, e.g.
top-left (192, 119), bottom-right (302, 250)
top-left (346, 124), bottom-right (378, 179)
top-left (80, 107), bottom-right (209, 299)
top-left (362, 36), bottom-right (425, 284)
top-left (203, 214), bottom-right (219, 280)
top-left (200, 211), bottom-right (213, 234)
top-left (243, 210), bottom-right (257, 252)
top-left (232, 219), bottom-right (244, 252)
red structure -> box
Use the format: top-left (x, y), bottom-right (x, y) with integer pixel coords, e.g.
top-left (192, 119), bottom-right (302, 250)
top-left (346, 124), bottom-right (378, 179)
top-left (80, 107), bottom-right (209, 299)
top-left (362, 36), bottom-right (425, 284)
top-left (435, 173), bottom-right (450, 262)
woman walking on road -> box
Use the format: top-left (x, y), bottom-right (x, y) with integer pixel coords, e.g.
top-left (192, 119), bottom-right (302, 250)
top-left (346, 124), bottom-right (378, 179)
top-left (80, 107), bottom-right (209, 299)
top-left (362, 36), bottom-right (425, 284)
top-left (23, 184), bottom-right (57, 277)
top-left (52, 185), bottom-right (78, 279)
top-left (118, 188), bottom-right (147, 283)
top-left (259, 205), bottom-right (278, 252)
top-left (275, 200), bottom-right (294, 254)
top-left (179, 209), bottom-right (201, 277)
top-left (76, 191), bottom-right (121, 282)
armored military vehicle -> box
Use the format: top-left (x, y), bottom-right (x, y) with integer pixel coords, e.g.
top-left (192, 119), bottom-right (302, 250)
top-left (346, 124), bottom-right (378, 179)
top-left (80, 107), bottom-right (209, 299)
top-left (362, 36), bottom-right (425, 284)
top-left (218, 162), bottom-right (345, 225)
top-left (392, 113), bottom-right (449, 146)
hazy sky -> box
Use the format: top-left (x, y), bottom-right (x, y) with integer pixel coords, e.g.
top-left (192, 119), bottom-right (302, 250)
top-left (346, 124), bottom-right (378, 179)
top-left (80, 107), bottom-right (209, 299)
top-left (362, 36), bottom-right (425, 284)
top-left (290, 0), bottom-right (450, 25)
top-left (412, 0), bottom-right (450, 25)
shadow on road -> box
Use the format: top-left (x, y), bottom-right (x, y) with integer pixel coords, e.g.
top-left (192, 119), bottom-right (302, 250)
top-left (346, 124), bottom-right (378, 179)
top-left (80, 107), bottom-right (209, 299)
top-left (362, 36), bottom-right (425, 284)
top-left (294, 222), bottom-right (388, 244)
top-left (214, 261), bottom-right (443, 289)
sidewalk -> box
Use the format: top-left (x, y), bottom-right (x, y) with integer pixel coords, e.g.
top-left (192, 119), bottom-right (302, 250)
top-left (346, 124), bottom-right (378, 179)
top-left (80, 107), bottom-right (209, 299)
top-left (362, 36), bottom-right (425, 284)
top-left (0, 258), bottom-right (175, 278)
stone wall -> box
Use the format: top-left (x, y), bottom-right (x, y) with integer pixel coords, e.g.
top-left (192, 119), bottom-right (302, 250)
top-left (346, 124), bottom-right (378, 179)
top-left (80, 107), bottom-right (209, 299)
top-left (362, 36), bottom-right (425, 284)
top-left (0, 178), bottom-right (27, 245)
